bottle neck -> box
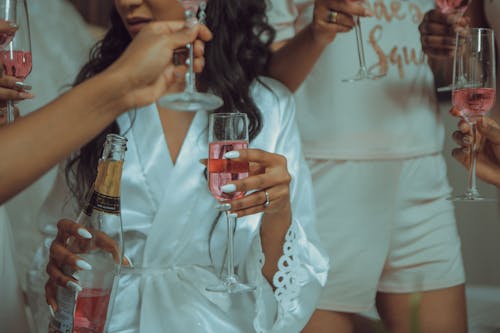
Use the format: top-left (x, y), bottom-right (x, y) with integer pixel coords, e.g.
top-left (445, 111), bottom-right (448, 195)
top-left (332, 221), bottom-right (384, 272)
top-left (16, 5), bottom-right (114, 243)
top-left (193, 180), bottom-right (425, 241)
top-left (84, 160), bottom-right (123, 216)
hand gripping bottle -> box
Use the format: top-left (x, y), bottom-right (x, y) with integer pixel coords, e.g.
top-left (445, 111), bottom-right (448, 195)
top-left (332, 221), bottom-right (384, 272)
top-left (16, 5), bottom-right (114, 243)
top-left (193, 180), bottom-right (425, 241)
top-left (49, 134), bottom-right (127, 333)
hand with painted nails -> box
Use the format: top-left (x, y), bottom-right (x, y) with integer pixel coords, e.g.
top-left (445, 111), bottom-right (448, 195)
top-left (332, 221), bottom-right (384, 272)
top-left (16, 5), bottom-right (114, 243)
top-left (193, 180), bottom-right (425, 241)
top-left (0, 75), bottom-right (34, 126)
top-left (44, 219), bottom-right (126, 312)
top-left (419, 9), bottom-right (469, 59)
top-left (221, 148), bottom-right (292, 219)
top-left (452, 117), bottom-right (500, 188)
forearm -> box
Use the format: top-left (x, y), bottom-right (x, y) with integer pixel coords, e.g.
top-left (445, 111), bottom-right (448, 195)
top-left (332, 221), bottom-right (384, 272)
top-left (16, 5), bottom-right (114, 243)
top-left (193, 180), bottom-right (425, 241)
top-left (268, 24), bottom-right (330, 92)
top-left (0, 71), bottom-right (129, 204)
top-left (260, 206), bottom-right (292, 285)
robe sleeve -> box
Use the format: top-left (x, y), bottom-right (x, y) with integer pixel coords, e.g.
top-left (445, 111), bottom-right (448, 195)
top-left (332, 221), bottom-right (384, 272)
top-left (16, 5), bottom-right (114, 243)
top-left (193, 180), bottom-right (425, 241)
top-left (243, 79), bottom-right (329, 332)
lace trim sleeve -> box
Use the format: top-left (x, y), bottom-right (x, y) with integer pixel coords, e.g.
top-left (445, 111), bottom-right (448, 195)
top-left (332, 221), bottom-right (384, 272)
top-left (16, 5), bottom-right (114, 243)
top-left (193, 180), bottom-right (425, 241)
top-left (273, 221), bottom-right (300, 309)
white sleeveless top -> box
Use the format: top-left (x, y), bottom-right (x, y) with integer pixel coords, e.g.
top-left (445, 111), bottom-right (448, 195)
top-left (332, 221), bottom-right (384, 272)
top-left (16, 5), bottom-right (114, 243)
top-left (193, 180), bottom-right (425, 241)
top-left (267, 0), bottom-right (443, 160)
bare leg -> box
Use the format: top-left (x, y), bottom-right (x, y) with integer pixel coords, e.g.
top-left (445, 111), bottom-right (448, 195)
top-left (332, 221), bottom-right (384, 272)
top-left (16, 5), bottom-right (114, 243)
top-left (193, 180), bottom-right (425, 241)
top-left (376, 284), bottom-right (467, 333)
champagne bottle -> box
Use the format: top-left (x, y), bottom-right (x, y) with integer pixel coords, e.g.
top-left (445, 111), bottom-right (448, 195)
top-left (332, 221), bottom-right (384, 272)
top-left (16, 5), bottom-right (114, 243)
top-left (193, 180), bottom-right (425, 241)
top-left (49, 134), bottom-right (127, 333)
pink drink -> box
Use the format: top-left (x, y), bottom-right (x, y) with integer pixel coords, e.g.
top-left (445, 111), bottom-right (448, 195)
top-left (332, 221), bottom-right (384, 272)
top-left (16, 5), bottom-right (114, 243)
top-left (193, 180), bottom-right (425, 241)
top-left (208, 140), bottom-right (249, 201)
top-left (453, 87), bottom-right (496, 120)
top-left (0, 31), bottom-right (14, 49)
top-left (73, 288), bottom-right (111, 333)
top-left (0, 50), bottom-right (32, 79)
top-left (435, 0), bottom-right (470, 14)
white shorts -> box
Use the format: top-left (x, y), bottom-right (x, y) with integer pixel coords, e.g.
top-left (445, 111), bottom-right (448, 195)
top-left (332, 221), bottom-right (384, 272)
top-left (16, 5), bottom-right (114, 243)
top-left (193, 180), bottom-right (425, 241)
top-left (307, 154), bottom-right (465, 312)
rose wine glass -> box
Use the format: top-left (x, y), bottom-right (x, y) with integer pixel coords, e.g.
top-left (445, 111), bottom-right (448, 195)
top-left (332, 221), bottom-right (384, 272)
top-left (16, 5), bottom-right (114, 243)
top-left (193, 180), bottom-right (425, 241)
top-left (206, 112), bottom-right (255, 293)
top-left (342, 0), bottom-right (385, 82)
top-left (158, 0), bottom-right (223, 111)
top-left (0, 0), bottom-right (31, 124)
top-left (451, 28), bottom-right (495, 201)
top-left (435, 0), bottom-right (471, 92)
top-left (0, 0), bottom-right (16, 49)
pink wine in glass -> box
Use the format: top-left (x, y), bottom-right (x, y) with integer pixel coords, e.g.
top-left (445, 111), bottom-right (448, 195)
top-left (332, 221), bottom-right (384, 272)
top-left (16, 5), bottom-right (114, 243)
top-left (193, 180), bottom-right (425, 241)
top-left (72, 288), bottom-right (111, 333)
top-left (452, 87), bottom-right (496, 120)
top-left (435, 0), bottom-right (470, 14)
top-left (208, 140), bottom-right (249, 201)
top-left (0, 50), bottom-right (32, 79)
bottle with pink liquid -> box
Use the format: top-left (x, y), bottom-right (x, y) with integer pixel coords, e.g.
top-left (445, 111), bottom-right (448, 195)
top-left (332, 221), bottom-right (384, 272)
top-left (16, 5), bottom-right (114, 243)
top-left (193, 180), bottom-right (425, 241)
top-left (48, 134), bottom-right (127, 333)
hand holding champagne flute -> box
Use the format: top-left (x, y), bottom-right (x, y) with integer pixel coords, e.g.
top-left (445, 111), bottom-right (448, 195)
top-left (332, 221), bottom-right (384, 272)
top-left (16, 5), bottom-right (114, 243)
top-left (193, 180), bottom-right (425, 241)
top-left (450, 28), bottom-right (496, 201)
top-left (434, 0), bottom-right (471, 92)
top-left (0, 0), bottom-right (31, 124)
top-left (206, 112), bottom-right (255, 293)
top-left (158, 0), bottom-right (222, 111)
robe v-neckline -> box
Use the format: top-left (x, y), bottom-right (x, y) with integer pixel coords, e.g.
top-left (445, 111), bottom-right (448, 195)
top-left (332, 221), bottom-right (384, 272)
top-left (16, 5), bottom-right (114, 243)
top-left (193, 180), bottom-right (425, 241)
top-left (121, 105), bottom-right (211, 265)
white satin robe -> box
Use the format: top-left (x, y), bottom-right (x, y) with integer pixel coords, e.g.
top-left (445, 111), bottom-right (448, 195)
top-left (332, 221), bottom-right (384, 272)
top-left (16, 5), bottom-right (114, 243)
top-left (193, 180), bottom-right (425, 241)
top-left (33, 77), bottom-right (329, 333)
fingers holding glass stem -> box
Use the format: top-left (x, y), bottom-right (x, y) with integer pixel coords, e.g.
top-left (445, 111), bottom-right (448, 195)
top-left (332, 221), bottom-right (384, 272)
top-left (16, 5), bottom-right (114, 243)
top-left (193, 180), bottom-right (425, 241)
top-left (158, 4), bottom-right (223, 111)
top-left (216, 148), bottom-right (292, 218)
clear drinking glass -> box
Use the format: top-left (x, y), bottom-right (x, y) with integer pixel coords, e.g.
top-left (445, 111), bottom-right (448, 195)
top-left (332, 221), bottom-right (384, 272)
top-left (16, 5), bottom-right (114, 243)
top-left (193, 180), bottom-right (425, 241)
top-left (435, 0), bottom-right (471, 92)
top-left (342, 0), bottom-right (385, 82)
top-left (451, 28), bottom-right (496, 201)
top-left (0, 0), bottom-right (31, 124)
top-left (158, 0), bottom-right (223, 111)
top-left (206, 113), bottom-right (255, 293)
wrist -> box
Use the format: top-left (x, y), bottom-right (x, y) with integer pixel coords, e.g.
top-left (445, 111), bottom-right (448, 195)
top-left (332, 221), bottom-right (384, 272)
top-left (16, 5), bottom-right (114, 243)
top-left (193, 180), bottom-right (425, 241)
top-left (260, 204), bottom-right (292, 240)
top-left (92, 70), bottom-right (133, 116)
top-left (307, 23), bottom-right (336, 49)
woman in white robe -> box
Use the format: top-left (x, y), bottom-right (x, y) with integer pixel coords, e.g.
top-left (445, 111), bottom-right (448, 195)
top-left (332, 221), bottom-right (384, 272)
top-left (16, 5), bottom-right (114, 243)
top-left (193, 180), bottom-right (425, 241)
top-left (31, 0), bottom-right (329, 332)
top-left (38, 78), bottom-right (328, 332)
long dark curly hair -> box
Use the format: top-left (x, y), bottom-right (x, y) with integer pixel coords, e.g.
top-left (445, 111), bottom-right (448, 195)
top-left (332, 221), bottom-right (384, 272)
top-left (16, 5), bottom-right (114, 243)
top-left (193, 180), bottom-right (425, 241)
top-left (66, 1), bottom-right (275, 204)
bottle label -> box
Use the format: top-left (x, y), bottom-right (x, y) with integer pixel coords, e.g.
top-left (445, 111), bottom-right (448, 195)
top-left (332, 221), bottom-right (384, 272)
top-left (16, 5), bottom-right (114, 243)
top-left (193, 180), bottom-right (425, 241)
top-left (86, 191), bottom-right (120, 215)
top-left (49, 285), bottom-right (78, 333)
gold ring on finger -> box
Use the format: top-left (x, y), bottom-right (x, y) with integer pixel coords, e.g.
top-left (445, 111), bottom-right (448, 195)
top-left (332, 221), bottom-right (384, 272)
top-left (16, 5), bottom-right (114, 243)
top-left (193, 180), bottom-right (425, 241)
top-left (327, 9), bottom-right (339, 24)
top-left (263, 191), bottom-right (271, 208)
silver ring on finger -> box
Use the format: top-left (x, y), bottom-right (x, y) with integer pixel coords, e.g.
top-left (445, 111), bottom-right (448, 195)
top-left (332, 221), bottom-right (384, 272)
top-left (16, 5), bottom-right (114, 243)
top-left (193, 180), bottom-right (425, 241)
top-left (263, 191), bottom-right (271, 208)
top-left (327, 9), bottom-right (339, 24)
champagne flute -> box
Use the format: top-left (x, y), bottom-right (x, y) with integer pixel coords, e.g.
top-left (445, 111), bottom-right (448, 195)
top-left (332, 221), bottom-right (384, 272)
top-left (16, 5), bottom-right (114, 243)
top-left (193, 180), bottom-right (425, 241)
top-left (451, 28), bottom-right (496, 201)
top-left (342, 0), bottom-right (385, 82)
top-left (206, 112), bottom-right (255, 293)
top-left (0, 0), bottom-right (31, 124)
top-left (158, 0), bottom-right (223, 112)
top-left (435, 0), bottom-right (471, 92)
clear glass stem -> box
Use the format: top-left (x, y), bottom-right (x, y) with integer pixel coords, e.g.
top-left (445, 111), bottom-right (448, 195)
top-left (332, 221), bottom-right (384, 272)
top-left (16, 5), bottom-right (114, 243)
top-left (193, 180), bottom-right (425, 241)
top-left (354, 16), bottom-right (368, 73)
top-left (6, 100), bottom-right (14, 124)
top-left (467, 122), bottom-right (480, 197)
top-left (224, 211), bottom-right (236, 280)
top-left (185, 9), bottom-right (196, 95)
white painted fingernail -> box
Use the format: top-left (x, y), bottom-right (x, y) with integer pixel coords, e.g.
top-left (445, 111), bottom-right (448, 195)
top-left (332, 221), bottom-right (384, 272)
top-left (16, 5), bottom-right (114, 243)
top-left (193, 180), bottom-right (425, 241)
top-left (216, 203), bottom-right (231, 211)
top-left (123, 255), bottom-right (134, 268)
top-left (66, 281), bottom-right (82, 293)
top-left (221, 184), bottom-right (236, 193)
top-left (77, 228), bottom-right (92, 239)
top-left (228, 213), bottom-right (238, 218)
top-left (48, 305), bottom-right (55, 318)
top-left (76, 259), bottom-right (92, 271)
top-left (224, 151), bottom-right (240, 159)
